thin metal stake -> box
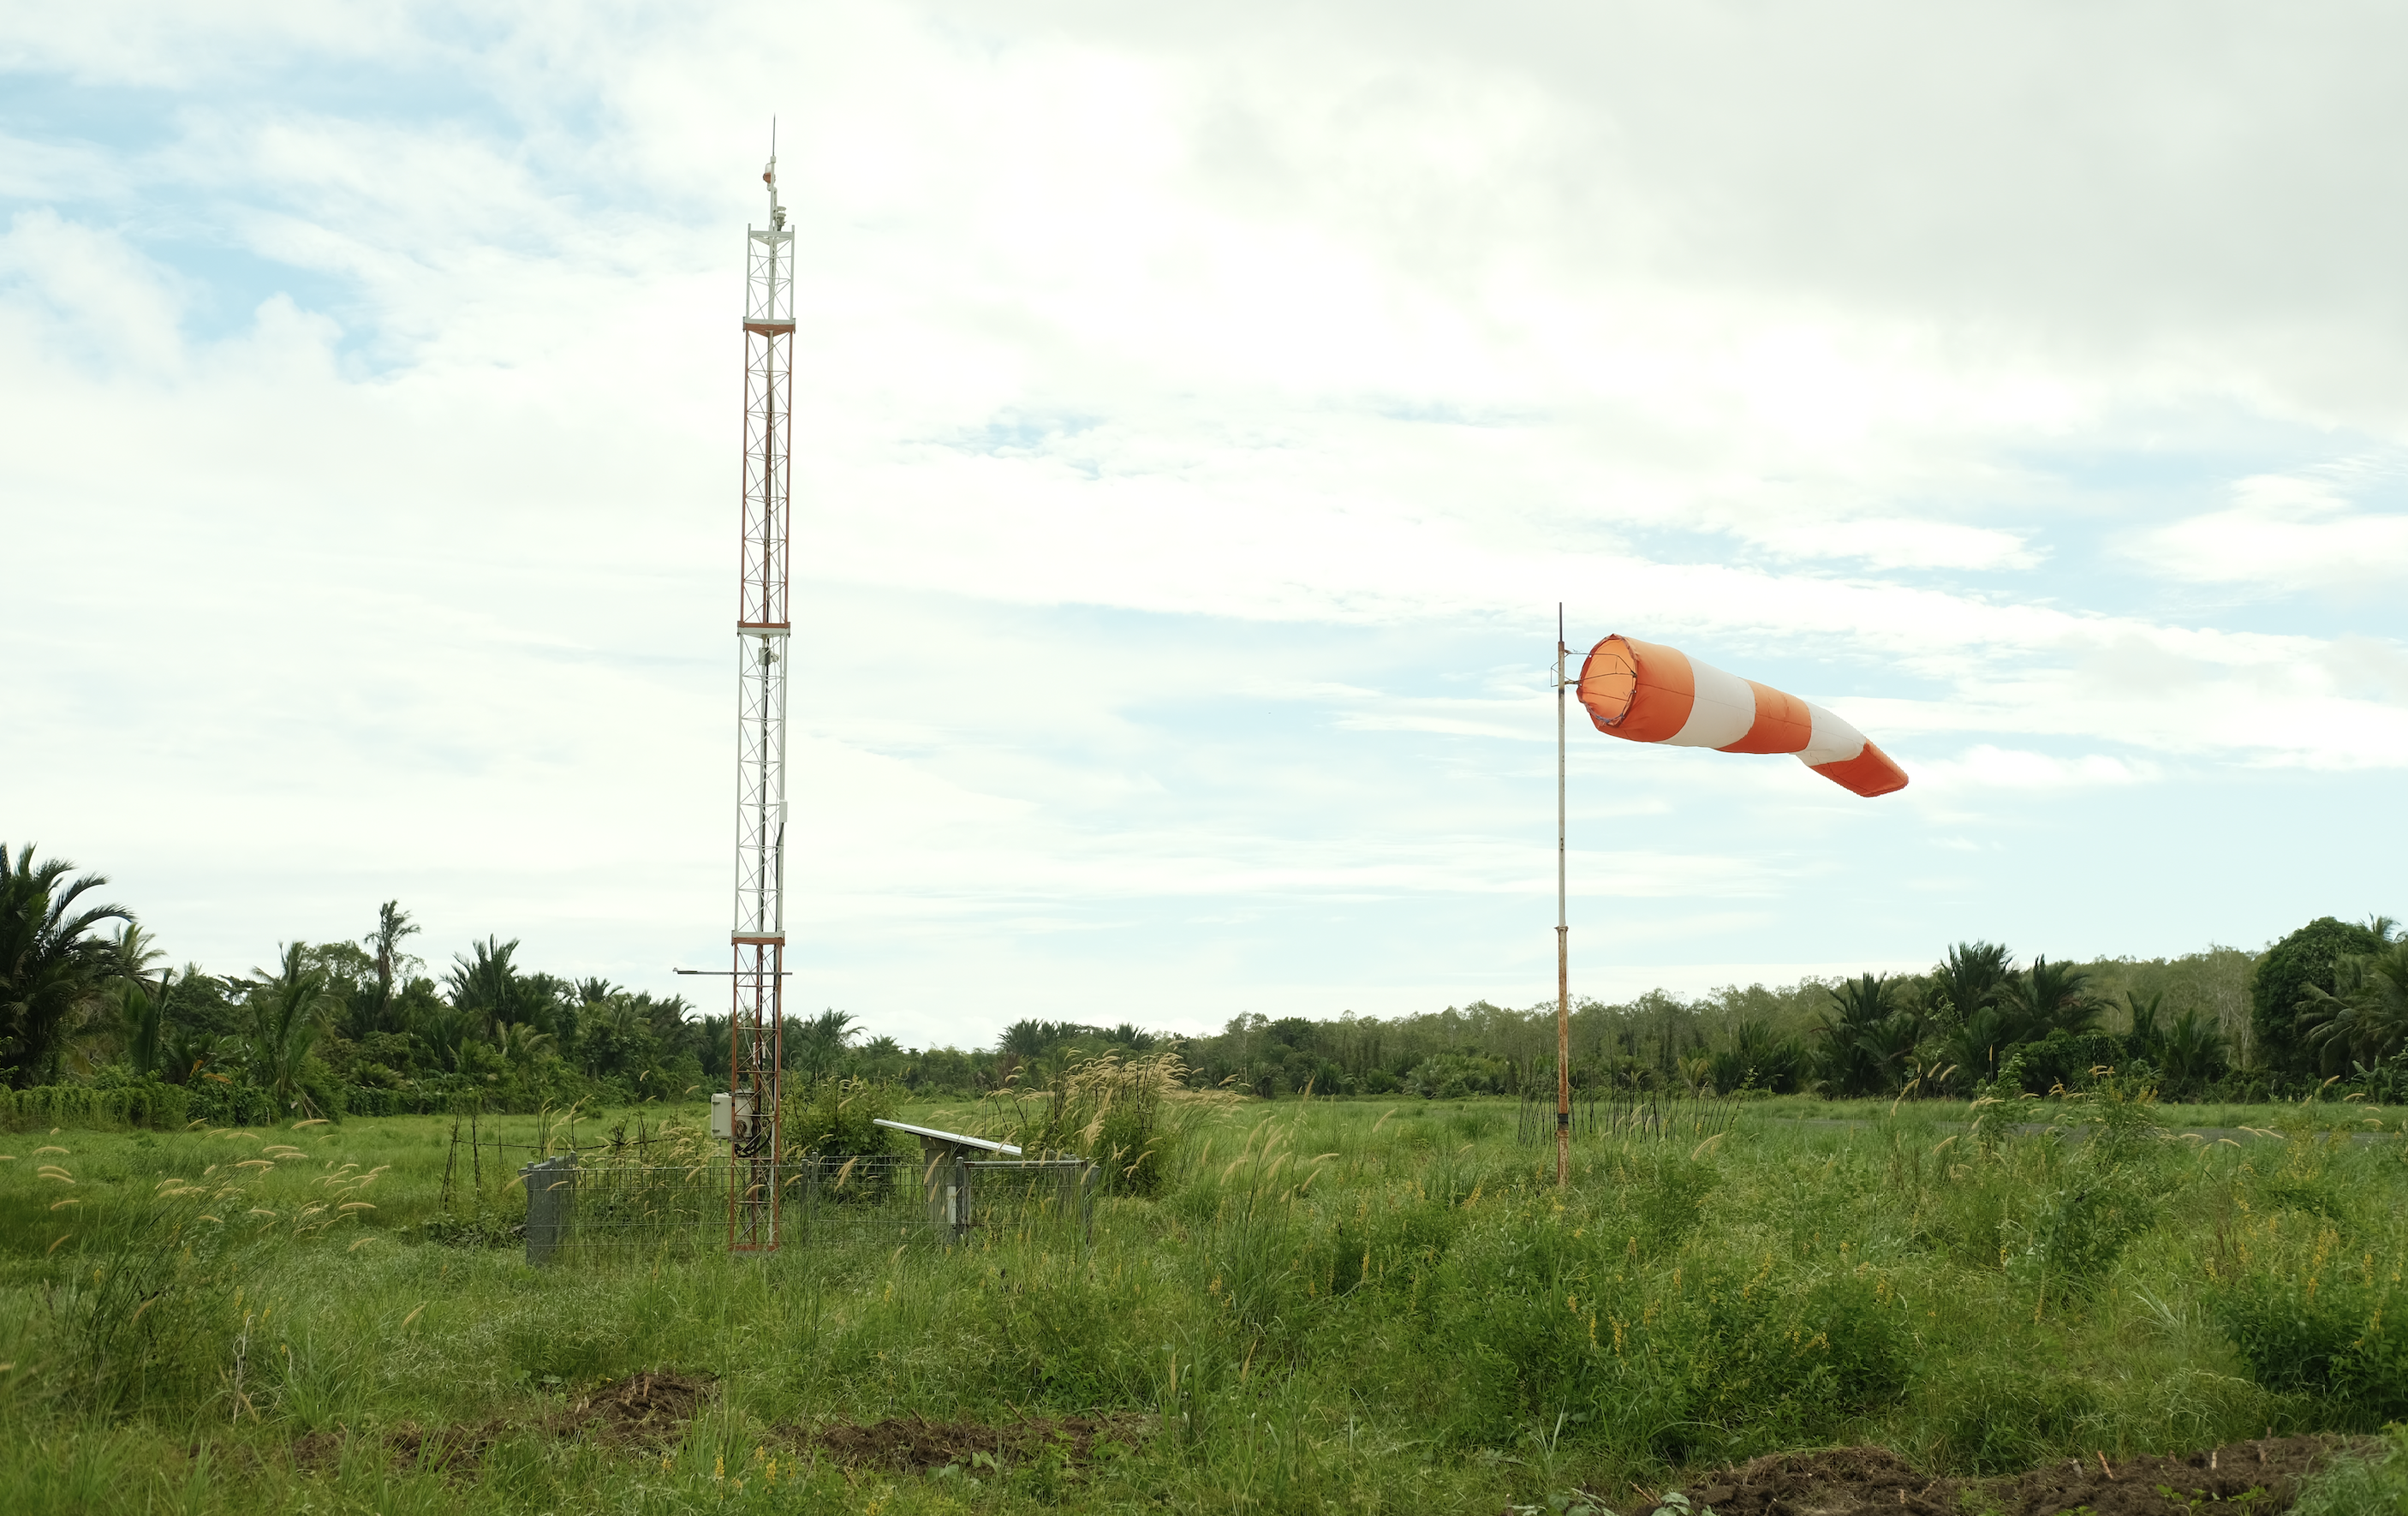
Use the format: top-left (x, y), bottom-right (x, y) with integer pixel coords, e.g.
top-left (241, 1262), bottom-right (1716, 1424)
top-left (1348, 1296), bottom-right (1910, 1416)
top-left (1555, 604), bottom-right (1571, 1190)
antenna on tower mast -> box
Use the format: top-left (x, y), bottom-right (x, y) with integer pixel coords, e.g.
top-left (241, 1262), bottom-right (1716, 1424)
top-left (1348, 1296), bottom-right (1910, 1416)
top-left (729, 131), bottom-right (798, 1250)
top-left (763, 117), bottom-right (784, 229)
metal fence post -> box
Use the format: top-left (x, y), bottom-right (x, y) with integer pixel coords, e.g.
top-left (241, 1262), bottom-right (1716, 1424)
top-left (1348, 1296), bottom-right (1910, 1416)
top-left (522, 1154), bottom-right (575, 1266)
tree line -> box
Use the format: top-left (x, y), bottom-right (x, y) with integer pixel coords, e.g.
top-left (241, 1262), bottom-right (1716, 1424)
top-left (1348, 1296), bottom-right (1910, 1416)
top-left (4, 840), bottom-right (2401, 1120)
top-left (1161, 916), bottom-right (2404, 1103)
top-left (1, 845), bottom-right (718, 1119)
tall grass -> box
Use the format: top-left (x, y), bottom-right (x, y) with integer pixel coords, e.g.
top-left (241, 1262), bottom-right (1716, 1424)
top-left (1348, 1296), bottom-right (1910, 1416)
top-left (983, 1050), bottom-right (1211, 1196)
top-left (3, 1095), bottom-right (2406, 1513)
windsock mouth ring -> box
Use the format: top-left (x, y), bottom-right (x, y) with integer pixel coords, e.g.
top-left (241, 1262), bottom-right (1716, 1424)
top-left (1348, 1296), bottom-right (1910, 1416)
top-left (1577, 635), bottom-right (1638, 727)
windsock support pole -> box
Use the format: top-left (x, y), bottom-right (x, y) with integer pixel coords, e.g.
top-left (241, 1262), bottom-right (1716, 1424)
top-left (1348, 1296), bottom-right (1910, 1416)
top-left (1555, 606), bottom-right (1571, 1190)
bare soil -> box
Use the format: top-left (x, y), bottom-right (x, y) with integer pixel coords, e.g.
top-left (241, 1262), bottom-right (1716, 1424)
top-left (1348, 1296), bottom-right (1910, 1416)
top-left (556, 1369), bottom-right (712, 1447)
top-left (289, 1369), bottom-right (714, 1477)
top-left (1637, 1434), bottom-right (2367, 1515)
top-left (790, 1410), bottom-right (1153, 1474)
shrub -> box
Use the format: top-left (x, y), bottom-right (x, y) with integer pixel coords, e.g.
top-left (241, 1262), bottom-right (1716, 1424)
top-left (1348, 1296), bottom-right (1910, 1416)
top-left (1404, 1053), bottom-right (1511, 1099)
top-left (988, 1051), bottom-right (1191, 1197)
top-left (781, 1077), bottom-right (907, 1158)
top-left (2010, 1030), bottom-right (2125, 1094)
top-left (1923, 1360), bottom-right (2105, 1474)
top-left (2012, 1178), bottom-right (2155, 1299)
top-left (1441, 1239), bottom-right (1910, 1459)
top-left (1631, 1153), bottom-right (1720, 1253)
top-left (0, 1079), bottom-right (189, 1132)
top-left (2209, 1216), bottom-right (2408, 1425)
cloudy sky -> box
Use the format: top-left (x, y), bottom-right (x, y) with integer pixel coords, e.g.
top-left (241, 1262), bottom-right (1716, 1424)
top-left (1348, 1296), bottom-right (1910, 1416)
top-left (6, 2), bottom-right (2405, 1047)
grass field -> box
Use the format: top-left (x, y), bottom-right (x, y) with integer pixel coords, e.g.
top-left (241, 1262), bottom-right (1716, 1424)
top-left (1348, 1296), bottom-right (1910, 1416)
top-left (4, 1093), bottom-right (2406, 1513)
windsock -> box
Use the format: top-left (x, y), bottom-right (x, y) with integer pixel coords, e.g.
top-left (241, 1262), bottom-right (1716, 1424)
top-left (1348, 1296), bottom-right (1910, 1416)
top-left (1575, 635), bottom-right (1908, 797)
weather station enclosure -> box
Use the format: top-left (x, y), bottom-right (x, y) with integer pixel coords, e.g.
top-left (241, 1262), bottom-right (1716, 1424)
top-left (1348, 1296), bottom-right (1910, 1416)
top-left (452, 147), bottom-right (1125, 1272)
top-left (490, 1115), bottom-right (1094, 1267)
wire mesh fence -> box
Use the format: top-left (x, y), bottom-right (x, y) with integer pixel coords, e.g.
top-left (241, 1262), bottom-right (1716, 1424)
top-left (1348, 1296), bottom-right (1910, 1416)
top-left (786, 1154), bottom-right (921, 1249)
top-left (959, 1159), bottom-right (1094, 1242)
top-left (1516, 1089), bottom-right (1744, 1146)
top-left (470, 1145), bottom-right (1097, 1265)
top-left (1514, 1089), bottom-right (1603, 1143)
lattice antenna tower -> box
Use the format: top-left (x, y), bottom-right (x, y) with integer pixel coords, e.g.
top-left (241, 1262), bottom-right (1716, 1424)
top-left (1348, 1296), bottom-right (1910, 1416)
top-left (730, 130), bottom-right (794, 1250)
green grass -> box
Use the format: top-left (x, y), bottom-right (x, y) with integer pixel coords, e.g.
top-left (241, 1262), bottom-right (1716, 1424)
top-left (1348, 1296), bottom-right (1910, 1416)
top-left (3, 1095), bottom-right (2405, 1513)
top-left (1732, 1093), bottom-right (2408, 1134)
top-left (2291, 1427), bottom-right (2408, 1515)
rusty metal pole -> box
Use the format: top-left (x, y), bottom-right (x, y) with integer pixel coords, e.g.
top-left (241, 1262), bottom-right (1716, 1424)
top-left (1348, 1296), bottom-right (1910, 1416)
top-left (1556, 606), bottom-right (1571, 1190)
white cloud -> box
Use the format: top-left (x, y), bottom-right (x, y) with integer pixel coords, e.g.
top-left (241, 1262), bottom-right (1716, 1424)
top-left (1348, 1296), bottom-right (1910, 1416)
top-left (4, 2), bottom-right (2406, 1038)
top-left (1910, 745), bottom-right (2161, 793)
top-left (1736, 518), bottom-right (2040, 570)
top-left (2135, 463), bottom-right (2408, 594)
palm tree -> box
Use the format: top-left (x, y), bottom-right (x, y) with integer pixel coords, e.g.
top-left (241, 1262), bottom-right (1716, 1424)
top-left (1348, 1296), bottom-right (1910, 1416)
top-left (998, 1019), bottom-right (1080, 1058)
top-left (1720, 1018), bottom-right (1807, 1093)
top-left (640, 992), bottom-right (693, 1044)
top-left (116, 970), bottom-right (171, 1078)
top-left (163, 1019), bottom-right (215, 1086)
top-left (2300, 943), bottom-right (2408, 1069)
top-left (572, 994), bottom-right (652, 1077)
top-left (1858, 1004), bottom-right (1931, 1093)
top-left (1809, 974), bottom-right (1897, 1097)
top-left (789, 1008), bottom-right (856, 1087)
top-left (1, 844), bottom-right (133, 1087)
top-left (416, 1000), bottom-right (477, 1072)
top-left (445, 936), bottom-right (548, 1037)
top-left (2000, 957), bottom-right (2098, 1042)
top-left (1931, 941), bottom-right (2014, 1026)
top-left (358, 901), bottom-right (421, 1039)
top-left (2122, 989), bottom-right (2166, 1055)
top-left (250, 943), bottom-right (331, 1113)
top-left (496, 1022), bottom-right (556, 1081)
top-left (1934, 1004), bottom-right (2015, 1089)
top-left (105, 922), bottom-right (167, 989)
top-left (2159, 1008), bottom-right (2228, 1092)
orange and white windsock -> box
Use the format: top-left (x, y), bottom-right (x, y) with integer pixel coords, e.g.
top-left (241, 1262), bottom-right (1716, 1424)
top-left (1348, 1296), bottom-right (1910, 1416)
top-left (1575, 635), bottom-right (1909, 798)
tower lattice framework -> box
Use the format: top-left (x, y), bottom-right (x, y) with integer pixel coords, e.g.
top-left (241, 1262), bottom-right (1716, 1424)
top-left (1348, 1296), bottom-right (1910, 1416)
top-left (729, 152), bottom-right (794, 1250)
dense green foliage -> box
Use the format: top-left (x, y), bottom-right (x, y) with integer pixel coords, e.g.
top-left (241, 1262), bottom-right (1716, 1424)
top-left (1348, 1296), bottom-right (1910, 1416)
top-left (3, 1094), bottom-right (2406, 1514)
top-left (2300, 940), bottom-right (2408, 1071)
top-left (2254, 916), bottom-right (2387, 1074)
top-left (0, 843), bottom-right (131, 1087)
top-left (8, 838), bottom-right (2404, 1140)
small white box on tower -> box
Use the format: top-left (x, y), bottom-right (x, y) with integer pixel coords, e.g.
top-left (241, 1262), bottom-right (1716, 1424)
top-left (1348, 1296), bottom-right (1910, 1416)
top-left (712, 1090), bottom-right (754, 1142)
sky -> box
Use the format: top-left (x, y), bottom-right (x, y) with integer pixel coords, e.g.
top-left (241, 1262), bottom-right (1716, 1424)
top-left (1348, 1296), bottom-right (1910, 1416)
top-left (4, 2), bottom-right (2405, 1050)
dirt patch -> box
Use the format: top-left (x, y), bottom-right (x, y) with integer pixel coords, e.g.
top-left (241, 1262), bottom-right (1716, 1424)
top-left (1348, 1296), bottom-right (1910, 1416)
top-left (1640, 1434), bottom-right (2369, 1516)
top-left (289, 1430), bottom-right (346, 1471)
top-left (794, 1411), bottom-right (1152, 1475)
top-left (556, 1370), bottom-right (713, 1447)
top-left (286, 1369), bottom-right (713, 1478)
top-left (384, 1418), bottom-right (507, 1475)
